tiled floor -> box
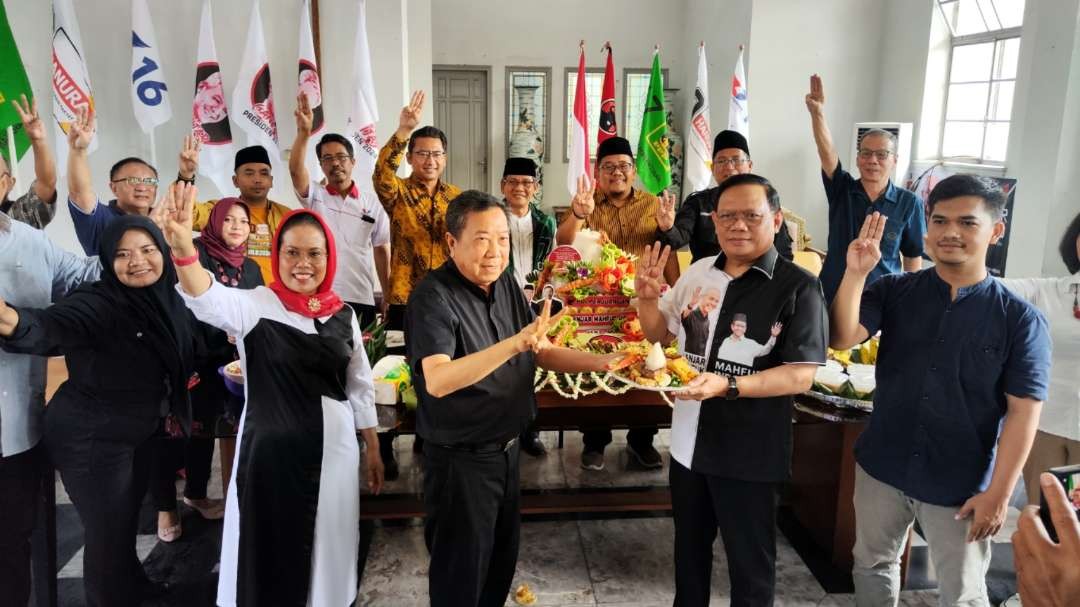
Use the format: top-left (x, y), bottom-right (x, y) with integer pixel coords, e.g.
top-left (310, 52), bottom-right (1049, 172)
top-left (45, 431), bottom-right (1023, 606)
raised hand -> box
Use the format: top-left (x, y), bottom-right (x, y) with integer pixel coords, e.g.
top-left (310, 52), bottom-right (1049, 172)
top-left (770, 322), bottom-right (783, 337)
top-left (12, 94), bottom-right (45, 142)
top-left (162, 182), bottom-right (198, 256)
top-left (66, 105), bottom-right (95, 151)
top-left (805, 74), bottom-right (826, 116)
top-left (634, 241), bottom-right (671, 301)
top-left (295, 92), bottom-right (314, 135)
top-left (398, 90), bottom-right (425, 132)
top-left (688, 286), bottom-right (702, 309)
top-left (847, 212), bottom-right (886, 277)
top-left (656, 189), bottom-right (677, 231)
top-left (178, 134), bottom-right (201, 179)
top-left (570, 174), bottom-right (595, 219)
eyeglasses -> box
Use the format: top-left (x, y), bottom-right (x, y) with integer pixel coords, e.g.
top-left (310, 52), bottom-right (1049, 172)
top-left (599, 162), bottom-right (634, 175)
top-left (503, 178), bottom-right (536, 188)
top-left (716, 211), bottom-right (766, 226)
top-left (713, 156), bottom-right (749, 168)
top-left (411, 150), bottom-right (445, 160)
top-left (111, 177), bottom-right (159, 187)
top-left (320, 154), bottom-right (353, 165)
top-left (857, 149), bottom-right (894, 161)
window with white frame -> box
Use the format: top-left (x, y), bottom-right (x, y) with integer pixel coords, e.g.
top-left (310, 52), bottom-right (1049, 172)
top-left (936, 0), bottom-right (1024, 164)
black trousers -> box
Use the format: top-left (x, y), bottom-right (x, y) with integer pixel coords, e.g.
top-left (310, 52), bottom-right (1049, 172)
top-left (44, 399), bottom-right (157, 607)
top-left (669, 459), bottom-right (778, 607)
top-left (386, 303), bottom-right (407, 331)
top-left (422, 441), bottom-right (521, 607)
top-left (0, 443), bottom-right (45, 607)
top-left (148, 435), bottom-right (215, 511)
top-left (581, 426), bottom-right (657, 453)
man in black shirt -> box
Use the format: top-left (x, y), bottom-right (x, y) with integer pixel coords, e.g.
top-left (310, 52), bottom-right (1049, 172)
top-left (406, 190), bottom-right (619, 607)
top-left (659, 130), bottom-right (793, 262)
top-left (637, 174), bottom-right (827, 606)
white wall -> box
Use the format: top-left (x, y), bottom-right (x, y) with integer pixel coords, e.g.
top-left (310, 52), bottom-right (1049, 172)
top-left (746, 0), bottom-right (887, 246)
top-left (430, 0), bottom-right (696, 206)
top-left (4, 0), bottom-right (432, 255)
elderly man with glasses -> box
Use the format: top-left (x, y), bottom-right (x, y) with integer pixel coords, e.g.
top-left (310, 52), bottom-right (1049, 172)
top-left (658, 130), bottom-right (794, 263)
top-left (806, 74), bottom-right (926, 303)
top-left (65, 107), bottom-right (162, 255)
top-left (556, 135), bottom-right (677, 472)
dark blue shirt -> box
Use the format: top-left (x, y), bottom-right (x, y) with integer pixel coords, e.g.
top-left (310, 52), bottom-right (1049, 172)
top-left (819, 163), bottom-right (926, 303)
top-left (68, 198), bottom-right (126, 256)
top-left (855, 269), bottom-right (1051, 507)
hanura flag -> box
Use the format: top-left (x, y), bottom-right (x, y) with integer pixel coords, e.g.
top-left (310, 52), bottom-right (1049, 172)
top-left (566, 46), bottom-right (590, 196)
top-left (130, 0), bottom-right (171, 134)
top-left (231, 0), bottom-right (280, 165)
top-left (728, 46), bottom-right (749, 140)
top-left (597, 44), bottom-right (616, 146)
top-left (344, 0), bottom-right (380, 191)
top-left (685, 43), bottom-right (712, 197)
top-left (191, 0), bottom-right (235, 196)
top-left (635, 49), bottom-right (670, 195)
top-left (297, 0), bottom-right (325, 182)
top-left (52, 0), bottom-right (97, 177)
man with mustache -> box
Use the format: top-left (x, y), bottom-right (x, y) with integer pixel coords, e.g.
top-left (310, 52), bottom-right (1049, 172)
top-left (806, 74), bottom-right (926, 303)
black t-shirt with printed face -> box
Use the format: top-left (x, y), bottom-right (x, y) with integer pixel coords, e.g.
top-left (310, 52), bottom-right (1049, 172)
top-left (405, 261), bottom-right (538, 445)
top-left (691, 249), bottom-right (828, 482)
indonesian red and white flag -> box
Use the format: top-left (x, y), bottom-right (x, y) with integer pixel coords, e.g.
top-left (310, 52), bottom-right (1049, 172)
top-left (345, 0), bottom-right (380, 191)
top-left (231, 0), bottom-right (281, 168)
top-left (191, 0), bottom-right (235, 197)
top-left (52, 0), bottom-right (97, 177)
top-left (567, 46), bottom-right (591, 195)
top-left (297, 0), bottom-right (325, 182)
top-left (728, 46), bottom-right (749, 141)
top-left (685, 43), bottom-right (712, 196)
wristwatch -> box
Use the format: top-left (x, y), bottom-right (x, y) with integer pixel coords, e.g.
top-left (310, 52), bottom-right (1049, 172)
top-left (724, 375), bottom-right (740, 400)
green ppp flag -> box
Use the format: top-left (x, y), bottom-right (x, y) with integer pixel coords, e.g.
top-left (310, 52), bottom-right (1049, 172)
top-left (0, 1), bottom-right (32, 164)
top-left (635, 50), bottom-right (671, 194)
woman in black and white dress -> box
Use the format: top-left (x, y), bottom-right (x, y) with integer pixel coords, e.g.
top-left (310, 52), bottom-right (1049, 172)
top-left (163, 183), bottom-right (384, 607)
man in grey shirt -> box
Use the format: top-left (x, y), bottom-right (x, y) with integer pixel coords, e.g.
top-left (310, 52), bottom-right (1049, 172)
top-left (0, 208), bottom-right (98, 605)
top-left (1, 95), bottom-right (59, 229)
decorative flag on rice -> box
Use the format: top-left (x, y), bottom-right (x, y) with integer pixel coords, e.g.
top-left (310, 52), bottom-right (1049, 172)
top-left (52, 0), bottom-right (97, 177)
top-left (566, 42), bottom-right (590, 196)
top-left (130, 0), bottom-right (171, 135)
top-left (635, 48), bottom-right (670, 195)
top-left (191, 0), bottom-right (235, 196)
top-left (297, 0), bottom-right (325, 182)
top-left (597, 42), bottom-right (616, 146)
top-left (344, 0), bottom-right (380, 191)
top-left (728, 45), bottom-right (749, 140)
top-left (231, 0), bottom-right (281, 169)
top-left (685, 42), bottom-right (712, 197)
top-left (0, 0), bottom-right (34, 166)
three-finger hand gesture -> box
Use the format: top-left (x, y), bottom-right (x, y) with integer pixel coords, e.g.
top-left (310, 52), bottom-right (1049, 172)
top-left (295, 92), bottom-right (314, 136)
top-left (656, 190), bottom-right (677, 231)
top-left (847, 212), bottom-right (886, 277)
top-left (66, 106), bottom-right (95, 151)
top-left (570, 174), bottom-right (595, 219)
top-left (179, 134), bottom-right (201, 178)
top-left (399, 90), bottom-right (425, 132)
top-left (12, 94), bottom-right (45, 143)
top-left (805, 74), bottom-right (826, 116)
top-left (634, 241), bottom-right (671, 302)
top-left (162, 182), bottom-right (198, 256)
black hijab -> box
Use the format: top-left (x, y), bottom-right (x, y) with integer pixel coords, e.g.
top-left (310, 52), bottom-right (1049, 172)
top-left (90, 216), bottom-right (195, 424)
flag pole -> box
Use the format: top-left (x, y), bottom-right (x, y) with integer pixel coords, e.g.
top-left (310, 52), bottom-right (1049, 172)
top-left (148, 128), bottom-right (158, 170)
top-left (6, 126), bottom-right (19, 193)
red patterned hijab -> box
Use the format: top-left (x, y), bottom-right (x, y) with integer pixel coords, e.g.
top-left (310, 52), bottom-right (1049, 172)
top-left (268, 209), bottom-right (344, 319)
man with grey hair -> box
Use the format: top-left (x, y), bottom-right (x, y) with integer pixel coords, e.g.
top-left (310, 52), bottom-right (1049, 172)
top-left (0, 203), bottom-right (99, 604)
top-left (806, 74), bottom-right (926, 303)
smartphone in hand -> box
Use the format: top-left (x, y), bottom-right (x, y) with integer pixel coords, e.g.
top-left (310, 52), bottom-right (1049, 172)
top-left (1039, 463), bottom-right (1080, 542)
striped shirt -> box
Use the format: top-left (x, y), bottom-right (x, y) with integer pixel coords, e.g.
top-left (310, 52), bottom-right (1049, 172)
top-left (584, 188), bottom-right (660, 257)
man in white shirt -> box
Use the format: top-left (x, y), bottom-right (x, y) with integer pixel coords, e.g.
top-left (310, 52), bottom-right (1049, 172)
top-left (715, 313), bottom-right (782, 368)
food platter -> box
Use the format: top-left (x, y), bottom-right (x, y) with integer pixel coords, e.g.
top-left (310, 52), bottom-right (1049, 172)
top-left (801, 389), bottom-right (873, 412)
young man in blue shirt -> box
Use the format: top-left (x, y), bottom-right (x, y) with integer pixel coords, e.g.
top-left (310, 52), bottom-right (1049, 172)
top-left (831, 174), bottom-right (1051, 606)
